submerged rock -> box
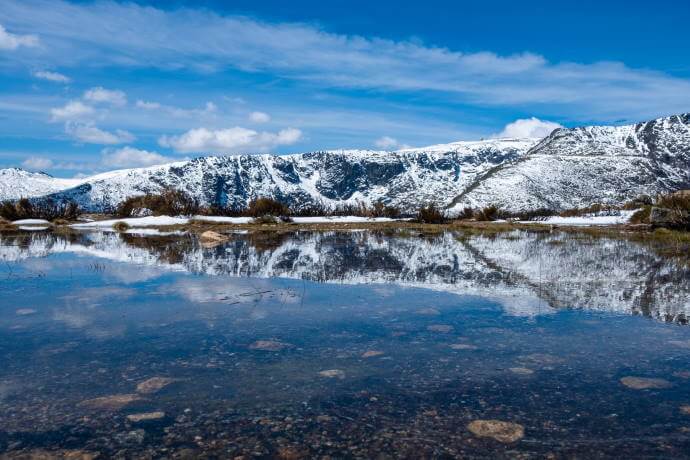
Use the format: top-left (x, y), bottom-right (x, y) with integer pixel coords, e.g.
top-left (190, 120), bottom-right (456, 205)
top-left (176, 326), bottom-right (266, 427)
top-left (620, 376), bottom-right (672, 390)
top-left (78, 394), bottom-right (142, 411)
top-left (467, 419), bottom-right (525, 443)
top-left (136, 377), bottom-right (176, 394)
top-left (449, 343), bottom-right (478, 350)
top-left (509, 367), bottom-right (534, 375)
top-left (416, 308), bottom-right (440, 316)
top-left (127, 411), bottom-right (166, 422)
top-left (427, 324), bottom-right (453, 333)
top-left (680, 405), bottom-right (690, 415)
top-left (361, 350), bottom-right (384, 358)
top-left (15, 308), bottom-right (36, 315)
top-left (318, 369), bottom-right (346, 379)
top-left (249, 340), bottom-right (293, 351)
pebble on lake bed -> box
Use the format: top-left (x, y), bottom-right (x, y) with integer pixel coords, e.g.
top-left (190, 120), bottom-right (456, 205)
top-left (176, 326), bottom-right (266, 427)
top-left (249, 340), bottom-right (293, 351)
top-left (361, 350), bottom-right (384, 358)
top-left (136, 377), bottom-right (176, 394)
top-left (427, 324), bottom-right (453, 333)
top-left (127, 411), bottom-right (166, 422)
top-left (416, 308), bottom-right (440, 316)
top-left (680, 405), bottom-right (690, 415)
top-left (669, 340), bottom-right (690, 349)
top-left (78, 394), bottom-right (142, 411)
top-left (620, 376), bottom-right (672, 390)
top-left (509, 367), bottom-right (534, 375)
top-left (449, 343), bottom-right (478, 350)
top-left (467, 419), bottom-right (525, 443)
top-left (15, 309), bottom-right (37, 315)
top-left (318, 369), bottom-right (346, 379)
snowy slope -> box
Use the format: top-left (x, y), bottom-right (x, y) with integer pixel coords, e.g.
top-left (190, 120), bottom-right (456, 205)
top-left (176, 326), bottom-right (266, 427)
top-left (0, 138), bottom-right (536, 212)
top-left (449, 113), bottom-right (690, 213)
top-left (0, 168), bottom-right (83, 200)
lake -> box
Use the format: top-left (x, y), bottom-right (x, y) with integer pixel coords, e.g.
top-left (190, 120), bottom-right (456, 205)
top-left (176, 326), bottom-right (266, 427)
top-left (1, 228), bottom-right (690, 458)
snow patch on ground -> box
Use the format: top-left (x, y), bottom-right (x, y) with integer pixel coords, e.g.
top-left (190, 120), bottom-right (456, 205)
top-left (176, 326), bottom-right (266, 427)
top-left (520, 210), bottom-right (637, 226)
top-left (12, 219), bottom-right (52, 225)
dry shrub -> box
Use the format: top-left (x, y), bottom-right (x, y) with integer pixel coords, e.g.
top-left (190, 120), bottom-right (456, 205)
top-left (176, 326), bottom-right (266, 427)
top-left (0, 198), bottom-right (80, 221)
top-left (629, 206), bottom-right (652, 224)
top-left (475, 205), bottom-right (500, 221)
top-left (112, 221), bottom-right (130, 232)
top-left (117, 189), bottom-right (199, 217)
top-left (416, 204), bottom-right (447, 224)
top-left (247, 198), bottom-right (290, 218)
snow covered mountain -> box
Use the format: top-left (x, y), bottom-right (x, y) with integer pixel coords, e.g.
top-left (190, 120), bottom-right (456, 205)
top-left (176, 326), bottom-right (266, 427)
top-left (0, 168), bottom-right (82, 201)
top-left (449, 113), bottom-right (690, 213)
top-left (1, 113), bottom-right (689, 213)
top-left (0, 138), bottom-right (537, 212)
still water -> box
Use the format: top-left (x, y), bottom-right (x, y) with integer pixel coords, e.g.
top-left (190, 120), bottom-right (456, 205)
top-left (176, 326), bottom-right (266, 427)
top-left (1, 229), bottom-right (690, 458)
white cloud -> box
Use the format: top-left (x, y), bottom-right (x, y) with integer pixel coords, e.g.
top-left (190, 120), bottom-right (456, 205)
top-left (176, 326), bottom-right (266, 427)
top-left (50, 100), bottom-right (94, 121)
top-left (2, 1), bottom-right (690, 120)
top-left (65, 121), bottom-right (135, 145)
top-left (249, 111), bottom-right (270, 123)
top-left (135, 99), bottom-right (217, 118)
top-left (83, 87), bottom-right (127, 106)
top-left (159, 126), bottom-right (302, 154)
top-left (33, 70), bottom-right (70, 83)
top-left (494, 117), bottom-right (563, 139)
top-left (22, 156), bottom-right (53, 170)
top-left (101, 146), bottom-right (173, 168)
top-left (375, 136), bottom-right (400, 149)
top-left (0, 23), bottom-right (38, 50)
top-left (135, 99), bottom-right (161, 110)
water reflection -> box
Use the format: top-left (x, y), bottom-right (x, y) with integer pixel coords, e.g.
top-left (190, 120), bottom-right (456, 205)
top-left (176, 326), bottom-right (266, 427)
top-left (1, 229), bottom-right (690, 457)
top-left (2, 229), bottom-right (689, 322)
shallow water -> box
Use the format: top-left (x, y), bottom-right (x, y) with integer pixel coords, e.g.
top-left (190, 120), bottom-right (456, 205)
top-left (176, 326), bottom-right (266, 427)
top-left (1, 229), bottom-right (690, 458)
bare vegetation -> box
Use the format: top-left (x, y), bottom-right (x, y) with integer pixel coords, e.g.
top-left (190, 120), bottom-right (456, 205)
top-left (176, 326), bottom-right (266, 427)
top-left (0, 198), bottom-right (80, 221)
top-left (416, 204), bottom-right (447, 224)
top-left (116, 189), bottom-right (200, 217)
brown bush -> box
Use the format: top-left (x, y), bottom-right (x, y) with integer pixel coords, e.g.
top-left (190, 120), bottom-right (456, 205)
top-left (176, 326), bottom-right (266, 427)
top-left (475, 205), bottom-right (500, 221)
top-left (117, 189), bottom-right (199, 217)
top-left (629, 206), bottom-right (652, 224)
top-left (247, 197), bottom-right (290, 218)
top-left (416, 204), bottom-right (447, 224)
top-left (0, 198), bottom-right (80, 221)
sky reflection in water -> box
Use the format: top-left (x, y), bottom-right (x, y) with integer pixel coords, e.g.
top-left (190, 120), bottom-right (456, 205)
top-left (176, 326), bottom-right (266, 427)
top-left (1, 229), bottom-right (690, 458)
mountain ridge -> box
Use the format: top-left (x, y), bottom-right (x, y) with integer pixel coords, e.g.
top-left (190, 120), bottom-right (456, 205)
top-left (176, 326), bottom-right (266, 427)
top-left (1, 113), bottom-right (689, 214)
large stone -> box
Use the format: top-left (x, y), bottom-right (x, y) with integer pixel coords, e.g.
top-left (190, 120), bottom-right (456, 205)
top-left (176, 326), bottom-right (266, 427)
top-left (78, 394), bottom-right (142, 411)
top-left (136, 377), bottom-right (176, 394)
top-left (249, 340), bottom-right (293, 351)
top-left (467, 419), bottom-right (525, 443)
top-left (127, 411), bottom-right (166, 422)
top-left (620, 376), bottom-right (672, 390)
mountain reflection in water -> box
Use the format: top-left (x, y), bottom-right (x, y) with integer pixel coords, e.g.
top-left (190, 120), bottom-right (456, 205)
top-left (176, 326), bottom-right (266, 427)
top-left (1, 229), bottom-right (689, 322)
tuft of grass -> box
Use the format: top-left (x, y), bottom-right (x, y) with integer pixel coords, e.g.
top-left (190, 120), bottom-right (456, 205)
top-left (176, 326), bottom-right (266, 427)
top-left (112, 221), bottom-right (130, 232)
top-left (629, 206), bottom-right (652, 224)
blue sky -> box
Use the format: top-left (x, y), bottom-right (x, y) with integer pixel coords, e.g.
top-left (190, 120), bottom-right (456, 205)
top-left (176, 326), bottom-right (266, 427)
top-left (1, 0), bottom-right (689, 176)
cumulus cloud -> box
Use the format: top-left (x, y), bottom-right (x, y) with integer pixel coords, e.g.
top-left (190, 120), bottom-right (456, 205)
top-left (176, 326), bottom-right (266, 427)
top-left (83, 87), bottom-right (127, 106)
top-left (374, 136), bottom-right (401, 149)
top-left (0, 23), bottom-right (38, 50)
top-left (21, 156), bottom-right (53, 170)
top-left (101, 146), bottom-right (173, 168)
top-left (33, 70), bottom-right (70, 83)
top-left (2, 1), bottom-right (690, 120)
top-left (248, 111), bottom-right (270, 123)
top-left (159, 126), bottom-right (302, 154)
top-left (65, 121), bottom-right (135, 144)
top-left (494, 117), bottom-right (563, 139)
top-left (50, 100), bottom-right (94, 121)
top-left (135, 99), bottom-right (161, 110)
